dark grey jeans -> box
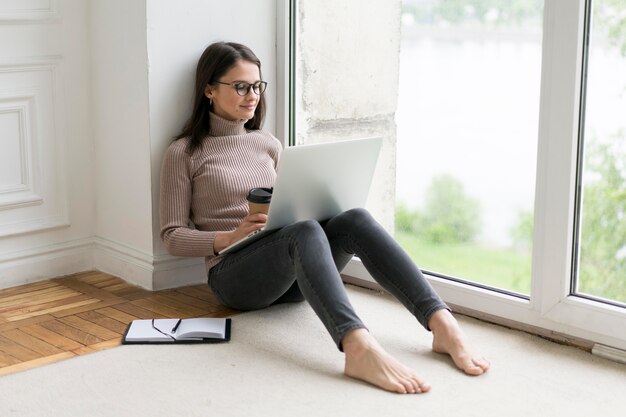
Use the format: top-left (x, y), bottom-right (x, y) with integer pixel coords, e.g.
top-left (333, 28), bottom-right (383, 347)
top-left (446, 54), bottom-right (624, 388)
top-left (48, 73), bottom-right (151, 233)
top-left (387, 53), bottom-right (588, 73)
top-left (208, 208), bottom-right (448, 350)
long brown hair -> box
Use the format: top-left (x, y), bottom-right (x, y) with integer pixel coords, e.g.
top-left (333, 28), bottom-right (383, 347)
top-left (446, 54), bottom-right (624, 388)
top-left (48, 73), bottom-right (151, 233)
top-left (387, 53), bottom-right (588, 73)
top-left (175, 42), bottom-right (266, 154)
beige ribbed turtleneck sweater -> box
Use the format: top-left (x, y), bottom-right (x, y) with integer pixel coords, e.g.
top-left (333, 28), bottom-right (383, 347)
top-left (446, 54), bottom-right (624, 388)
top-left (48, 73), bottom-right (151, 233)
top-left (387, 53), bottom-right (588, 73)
top-left (159, 112), bottom-right (282, 271)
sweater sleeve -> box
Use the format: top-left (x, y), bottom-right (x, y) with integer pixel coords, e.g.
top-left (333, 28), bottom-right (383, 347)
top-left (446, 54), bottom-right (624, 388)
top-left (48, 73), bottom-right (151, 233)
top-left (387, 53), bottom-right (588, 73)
top-left (268, 133), bottom-right (283, 169)
top-left (159, 141), bottom-right (217, 257)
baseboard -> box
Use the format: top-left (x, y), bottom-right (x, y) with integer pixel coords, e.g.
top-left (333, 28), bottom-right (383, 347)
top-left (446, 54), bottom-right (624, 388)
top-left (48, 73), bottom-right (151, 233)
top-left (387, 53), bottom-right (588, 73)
top-left (92, 237), bottom-right (155, 289)
top-left (0, 236), bottom-right (208, 291)
top-left (93, 237), bottom-right (206, 290)
top-left (0, 238), bottom-right (94, 290)
top-left (152, 254), bottom-right (207, 290)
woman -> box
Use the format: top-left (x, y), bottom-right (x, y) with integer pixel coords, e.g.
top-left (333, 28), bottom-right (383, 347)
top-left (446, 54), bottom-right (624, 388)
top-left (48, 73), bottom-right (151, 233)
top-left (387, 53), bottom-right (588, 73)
top-left (160, 41), bottom-right (489, 394)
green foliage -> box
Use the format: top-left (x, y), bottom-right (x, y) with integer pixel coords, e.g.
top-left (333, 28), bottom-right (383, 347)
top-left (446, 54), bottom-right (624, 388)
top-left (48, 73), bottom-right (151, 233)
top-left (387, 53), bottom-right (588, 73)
top-left (421, 175), bottom-right (481, 243)
top-left (595, 0), bottom-right (626, 57)
top-left (396, 175), bottom-right (481, 244)
top-left (403, 0), bottom-right (626, 51)
top-left (436, 0), bottom-right (543, 24)
top-left (578, 0), bottom-right (626, 302)
top-left (395, 176), bottom-right (529, 294)
top-left (396, 231), bottom-right (531, 294)
top-left (510, 209), bottom-right (534, 251)
top-left (402, 0), bottom-right (544, 26)
top-left (395, 201), bottom-right (420, 233)
top-left (578, 137), bottom-right (626, 303)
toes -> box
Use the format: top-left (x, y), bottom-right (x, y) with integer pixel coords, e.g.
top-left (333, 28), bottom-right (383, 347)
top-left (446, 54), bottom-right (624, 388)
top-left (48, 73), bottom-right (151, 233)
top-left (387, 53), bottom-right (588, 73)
top-left (474, 356), bottom-right (490, 372)
top-left (462, 357), bottom-right (491, 375)
top-left (394, 382), bottom-right (408, 394)
top-left (412, 377), bottom-right (431, 393)
top-left (408, 379), bottom-right (420, 394)
top-left (397, 376), bottom-right (416, 394)
top-left (464, 364), bottom-right (485, 376)
top-left (447, 349), bottom-right (490, 376)
top-left (403, 376), bottom-right (430, 394)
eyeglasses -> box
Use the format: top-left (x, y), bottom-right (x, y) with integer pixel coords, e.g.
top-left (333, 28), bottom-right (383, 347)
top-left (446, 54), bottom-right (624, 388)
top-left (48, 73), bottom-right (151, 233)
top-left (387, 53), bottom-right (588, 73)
top-left (213, 80), bottom-right (267, 96)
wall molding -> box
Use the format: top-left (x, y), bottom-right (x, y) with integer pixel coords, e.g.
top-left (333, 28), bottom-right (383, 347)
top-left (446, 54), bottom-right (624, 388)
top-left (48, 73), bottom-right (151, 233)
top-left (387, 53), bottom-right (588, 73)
top-left (0, 0), bottom-right (60, 23)
top-left (0, 55), bottom-right (64, 69)
top-left (0, 216), bottom-right (70, 239)
top-left (0, 94), bottom-right (44, 212)
top-left (0, 56), bottom-right (69, 237)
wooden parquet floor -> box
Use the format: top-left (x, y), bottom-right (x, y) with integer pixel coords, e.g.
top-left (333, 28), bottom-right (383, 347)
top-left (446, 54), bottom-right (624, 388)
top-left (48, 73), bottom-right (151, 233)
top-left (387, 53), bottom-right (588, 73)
top-left (0, 271), bottom-right (240, 377)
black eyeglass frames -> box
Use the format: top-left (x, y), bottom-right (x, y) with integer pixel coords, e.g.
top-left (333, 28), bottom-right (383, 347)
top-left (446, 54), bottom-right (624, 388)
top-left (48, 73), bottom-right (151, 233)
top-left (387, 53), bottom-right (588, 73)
top-left (213, 80), bottom-right (267, 96)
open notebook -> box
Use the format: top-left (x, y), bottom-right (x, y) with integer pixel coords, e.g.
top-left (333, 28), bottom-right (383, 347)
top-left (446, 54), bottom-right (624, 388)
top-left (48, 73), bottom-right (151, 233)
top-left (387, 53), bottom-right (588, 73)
top-left (122, 318), bottom-right (231, 344)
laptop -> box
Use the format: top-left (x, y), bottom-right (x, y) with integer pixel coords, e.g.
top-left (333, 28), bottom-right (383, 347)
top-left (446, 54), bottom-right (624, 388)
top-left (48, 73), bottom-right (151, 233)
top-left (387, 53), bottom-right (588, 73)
top-left (218, 137), bottom-right (382, 255)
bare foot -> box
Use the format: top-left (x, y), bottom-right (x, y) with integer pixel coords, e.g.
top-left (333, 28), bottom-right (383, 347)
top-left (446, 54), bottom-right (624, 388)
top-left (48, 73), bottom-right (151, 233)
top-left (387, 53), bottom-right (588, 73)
top-left (342, 328), bottom-right (431, 394)
top-left (429, 309), bottom-right (490, 376)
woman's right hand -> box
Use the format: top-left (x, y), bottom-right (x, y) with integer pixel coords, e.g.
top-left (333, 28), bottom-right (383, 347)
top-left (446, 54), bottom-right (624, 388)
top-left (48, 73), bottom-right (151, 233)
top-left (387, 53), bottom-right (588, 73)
top-left (213, 213), bottom-right (267, 254)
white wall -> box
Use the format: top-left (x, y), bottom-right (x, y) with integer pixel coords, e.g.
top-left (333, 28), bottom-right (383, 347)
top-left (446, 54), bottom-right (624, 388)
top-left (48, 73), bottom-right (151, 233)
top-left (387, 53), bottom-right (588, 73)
top-left (91, 0), bottom-right (152, 252)
top-left (89, 0), bottom-right (156, 287)
top-left (146, 0), bottom-right (279, 288)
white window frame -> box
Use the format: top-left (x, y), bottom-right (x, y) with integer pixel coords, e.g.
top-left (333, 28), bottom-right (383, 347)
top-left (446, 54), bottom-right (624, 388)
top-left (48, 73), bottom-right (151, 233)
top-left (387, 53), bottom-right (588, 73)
top-left (275, 0), bottom-right (292, 147)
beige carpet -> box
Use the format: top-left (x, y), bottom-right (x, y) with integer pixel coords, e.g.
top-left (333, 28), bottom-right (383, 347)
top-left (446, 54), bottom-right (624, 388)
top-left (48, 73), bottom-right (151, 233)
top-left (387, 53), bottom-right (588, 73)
top-left (1, 285), bottom-right (625, 417)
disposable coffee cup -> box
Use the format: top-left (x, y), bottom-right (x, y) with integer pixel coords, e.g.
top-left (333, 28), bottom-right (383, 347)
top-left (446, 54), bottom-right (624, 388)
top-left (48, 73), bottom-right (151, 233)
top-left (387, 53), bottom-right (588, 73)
top-left (247, 187), bottom-right (272, 215)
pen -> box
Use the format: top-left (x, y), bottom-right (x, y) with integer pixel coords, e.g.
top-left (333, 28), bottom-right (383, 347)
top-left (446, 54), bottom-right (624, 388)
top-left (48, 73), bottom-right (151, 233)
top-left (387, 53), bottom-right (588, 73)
top-left (171, 319), bottom-right (182, 333)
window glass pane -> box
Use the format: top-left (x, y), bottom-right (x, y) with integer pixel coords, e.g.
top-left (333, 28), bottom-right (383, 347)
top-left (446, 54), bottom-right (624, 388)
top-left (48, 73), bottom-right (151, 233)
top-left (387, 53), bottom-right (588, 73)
top-left (576, 0), bottom-right (626, 304)
top-left (396, 0), bottom-right (544, 295)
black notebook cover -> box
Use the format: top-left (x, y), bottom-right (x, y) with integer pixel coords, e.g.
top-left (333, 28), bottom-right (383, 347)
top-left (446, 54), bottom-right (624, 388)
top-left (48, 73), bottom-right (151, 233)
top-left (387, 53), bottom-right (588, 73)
top-left (121, 318), bottom-right (231, 345)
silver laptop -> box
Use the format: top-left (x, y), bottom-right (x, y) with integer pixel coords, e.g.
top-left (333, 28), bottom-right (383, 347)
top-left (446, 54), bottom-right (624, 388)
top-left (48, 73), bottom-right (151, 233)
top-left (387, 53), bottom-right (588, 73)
top-left (218, 137), bottom-right (382, 255)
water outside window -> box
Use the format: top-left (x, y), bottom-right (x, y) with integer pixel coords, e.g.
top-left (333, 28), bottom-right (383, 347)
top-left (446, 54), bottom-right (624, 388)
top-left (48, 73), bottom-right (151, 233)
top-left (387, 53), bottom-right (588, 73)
top-left (395, 0), bottom-right (544, 295)
top-left (576, 0), bottom-right (626, 305)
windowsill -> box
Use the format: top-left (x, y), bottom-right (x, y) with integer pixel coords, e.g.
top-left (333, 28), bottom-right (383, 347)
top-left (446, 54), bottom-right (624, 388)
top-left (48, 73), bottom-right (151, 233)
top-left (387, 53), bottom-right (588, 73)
top-left (340, 273), bottom-right (595, 352)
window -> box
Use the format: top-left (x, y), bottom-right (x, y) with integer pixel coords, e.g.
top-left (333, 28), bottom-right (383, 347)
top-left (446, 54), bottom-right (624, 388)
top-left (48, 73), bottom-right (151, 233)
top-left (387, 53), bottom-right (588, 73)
top-left (574, 0), bottom-right (626, 306)
top-left (291, 0), bottom-right (626, 353)
top-left (396, 0), bottom-right (543, 296)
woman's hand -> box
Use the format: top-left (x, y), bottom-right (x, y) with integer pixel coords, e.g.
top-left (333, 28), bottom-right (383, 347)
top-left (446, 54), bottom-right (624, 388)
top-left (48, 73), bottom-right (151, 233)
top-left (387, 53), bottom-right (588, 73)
top-left (213, 213), bottom-right (267, 254)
